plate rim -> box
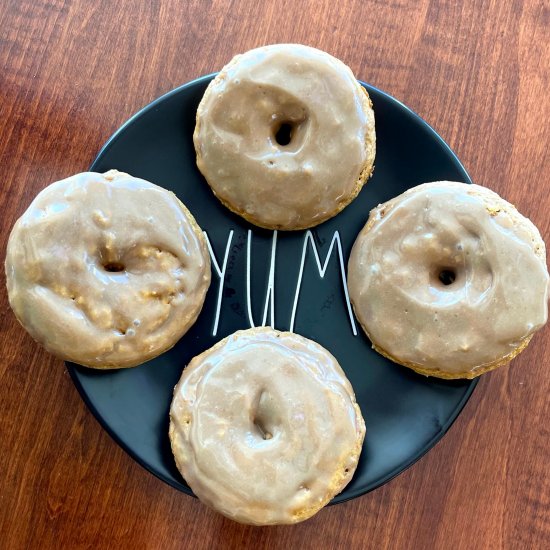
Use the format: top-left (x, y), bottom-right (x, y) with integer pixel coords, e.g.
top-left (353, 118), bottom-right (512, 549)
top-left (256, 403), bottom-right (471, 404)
top-left (67, 74), bottom-right (478, 503)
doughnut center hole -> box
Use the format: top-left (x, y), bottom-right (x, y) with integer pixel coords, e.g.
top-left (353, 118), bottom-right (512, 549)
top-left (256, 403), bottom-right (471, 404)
top-left (274, 121), bottom-right (294, 146)
top-left (253, 417), bottom-right (272, 440)
top-left (253, 390), bottom-right (275, 441)
top-left (438, 268), bottom-right (456, 286)
top-left (103, 261), bottom-right (125, 273)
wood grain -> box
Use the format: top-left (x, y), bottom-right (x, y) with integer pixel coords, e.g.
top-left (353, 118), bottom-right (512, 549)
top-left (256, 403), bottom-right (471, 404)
top-left (1, 1), bottom-right (549, 548)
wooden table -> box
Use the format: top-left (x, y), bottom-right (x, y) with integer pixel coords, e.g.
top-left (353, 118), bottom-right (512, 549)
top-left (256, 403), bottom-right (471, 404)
top-left (1, 1), bottom-right (548, 548)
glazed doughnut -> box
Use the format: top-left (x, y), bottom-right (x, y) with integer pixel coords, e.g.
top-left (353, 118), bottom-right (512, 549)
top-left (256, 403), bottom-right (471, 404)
top-left (348, 181), bottom-right (549, 379)
top-left (169, 327), bottom-right (365, 525)
top-left (5, 170), bottom-right (211, 369)
top-left (193, 44), bottom-right (376, 230)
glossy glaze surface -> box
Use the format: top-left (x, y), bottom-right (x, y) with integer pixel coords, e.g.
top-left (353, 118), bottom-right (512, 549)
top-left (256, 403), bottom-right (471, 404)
top-left (169, 327), bottom-right (365, 525)
top-left (5, 170), bottom-right (211, 368)
top-left (348, 181), bottom-right (549, 374)
top-left (194, 44), bottom-right (376, 229)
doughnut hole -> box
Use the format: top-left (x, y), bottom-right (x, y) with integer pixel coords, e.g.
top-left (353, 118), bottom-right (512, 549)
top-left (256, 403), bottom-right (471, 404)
top-left (438, 269), bottom-right (456, 285)
top-left (430, 265), bottom-right (460, 289)
top-left (91, 244), bottom-right (185, 335)
top-left (426, 257), bottom-right (494, 305)
top-left (98, 244), bottom-right (182, 278)
top-left (208, 80), bottom-right (312, 157)
top-left (272, 117), bottom-right (307, 150)
top-left (429, 263), bottom-right (463, 292)
top-left (270, 110), bottom-right (309, 154)
top-left (98, 242), bottom-right (127, 276)
top-left (251, 389), bottom-right (279, 441)
top-left (274, 122), bottom-right (293, 145)
top-left (103, 261), bottom-right (125, 273)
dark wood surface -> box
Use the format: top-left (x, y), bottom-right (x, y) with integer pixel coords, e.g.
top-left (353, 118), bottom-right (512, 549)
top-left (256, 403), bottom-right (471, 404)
top-left (1, 1), bottom-right (549, 548)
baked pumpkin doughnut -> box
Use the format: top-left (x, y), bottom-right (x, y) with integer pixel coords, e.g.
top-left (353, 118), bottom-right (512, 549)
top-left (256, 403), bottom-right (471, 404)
top-left (193, 44), bottom-right (376, 230)
top-left (5, 170), bottom-right (211, 369)
top-left (169, 327), bottom-right (366, 525)
top-left (348, 181), bottom-right (549, 379)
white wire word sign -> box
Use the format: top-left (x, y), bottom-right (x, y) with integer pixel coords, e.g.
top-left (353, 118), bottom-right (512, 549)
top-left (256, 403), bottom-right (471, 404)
top-left (204, 229), bottom-right (357, 337)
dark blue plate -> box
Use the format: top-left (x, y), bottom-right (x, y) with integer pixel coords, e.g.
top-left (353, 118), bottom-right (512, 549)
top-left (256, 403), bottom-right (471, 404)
top-left (68, 76), bottom-right (477, 503)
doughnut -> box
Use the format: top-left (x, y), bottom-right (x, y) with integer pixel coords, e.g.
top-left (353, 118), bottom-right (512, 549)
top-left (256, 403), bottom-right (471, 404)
top-left (5, 170), bottom-right (211, 369)
top-left (169, 327), bottom-right (365, 525)
top-left (348, 181), bottom-right (549, 379)
top-left (193, 44), bottom-right (376, 230)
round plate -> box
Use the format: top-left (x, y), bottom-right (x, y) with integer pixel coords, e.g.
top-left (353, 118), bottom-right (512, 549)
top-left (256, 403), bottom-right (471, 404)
top-left (68, 75), bottom-right (477, 503)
